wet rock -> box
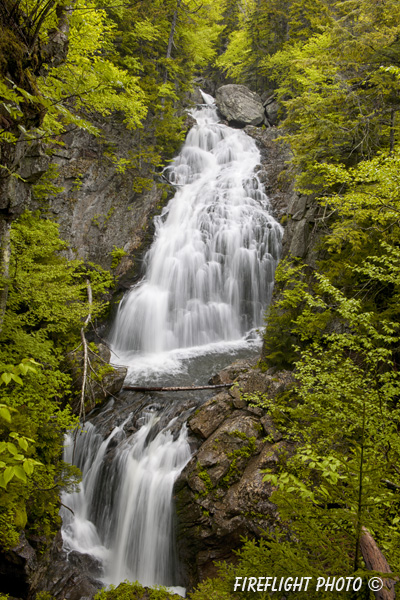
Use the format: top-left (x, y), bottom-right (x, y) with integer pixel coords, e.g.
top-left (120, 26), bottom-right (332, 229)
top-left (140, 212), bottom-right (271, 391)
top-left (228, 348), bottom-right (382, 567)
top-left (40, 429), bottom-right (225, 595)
top-left (175, 363), bottom-right (294, 588)
top-left (243, 125), bottom-right (294, 220)
top-left (0, 533), bottom-right (35, 598)
top-left (189, 392), bottom-right (233, 439)
top-left (215, 85), bottom-right (265, 127)
top-left (29, 533), bottom-right (103, 600)
top-left (67, 551), bottom-right (103, 578)
top-left (209, 359), bottom-right (253, 385)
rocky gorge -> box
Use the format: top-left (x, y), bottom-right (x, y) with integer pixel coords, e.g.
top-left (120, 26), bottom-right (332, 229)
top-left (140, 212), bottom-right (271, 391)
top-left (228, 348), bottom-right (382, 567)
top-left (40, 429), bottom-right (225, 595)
top-left (1, 84), bottom-right (316, 599)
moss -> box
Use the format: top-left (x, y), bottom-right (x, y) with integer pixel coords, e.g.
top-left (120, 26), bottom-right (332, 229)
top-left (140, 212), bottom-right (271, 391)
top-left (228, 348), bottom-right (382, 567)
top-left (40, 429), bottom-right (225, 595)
top-left (110, 246), bottom-right (128, 269)
top-left (0, 26), bottom-right (26, 82)
top-left (221, 435), bottom-right (258, 488)
top-left (243, 510), bottom-right (267, 521)
top-left (196, 462), bottom-right (214, 496)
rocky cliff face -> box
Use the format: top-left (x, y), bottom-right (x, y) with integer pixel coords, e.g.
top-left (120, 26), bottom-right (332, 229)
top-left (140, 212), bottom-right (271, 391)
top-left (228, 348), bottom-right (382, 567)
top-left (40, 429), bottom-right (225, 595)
top-left (244, 124), bottom-right (323, 265)
top-left (30, 117), bottom-right (171, 285)
top-left (175, 361), bottom-right (294, 588)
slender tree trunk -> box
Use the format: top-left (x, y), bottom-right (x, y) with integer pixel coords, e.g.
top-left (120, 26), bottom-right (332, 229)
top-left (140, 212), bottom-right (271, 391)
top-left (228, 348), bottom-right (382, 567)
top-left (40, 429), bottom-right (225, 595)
top-left (164, 0), bottom-right (182, 84)
top-left (0, 219), bottom-right (12, 335)
top-left (354, 402), bottom-right (366, 571)
top-left (79, 279), bottom-right (92, 423)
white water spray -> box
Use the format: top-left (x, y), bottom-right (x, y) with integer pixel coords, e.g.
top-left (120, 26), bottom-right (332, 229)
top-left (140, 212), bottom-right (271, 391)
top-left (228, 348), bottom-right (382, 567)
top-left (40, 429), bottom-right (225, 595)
top-left (110, 96), bottom-right (283, 375)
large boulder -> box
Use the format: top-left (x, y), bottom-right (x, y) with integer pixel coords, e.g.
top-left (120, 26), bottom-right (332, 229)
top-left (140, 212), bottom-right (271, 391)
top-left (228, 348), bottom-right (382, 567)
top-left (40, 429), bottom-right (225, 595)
top-left (175, 360), bottom-right (295, 588)
top-left (215, 85), bottom-right (265, 127)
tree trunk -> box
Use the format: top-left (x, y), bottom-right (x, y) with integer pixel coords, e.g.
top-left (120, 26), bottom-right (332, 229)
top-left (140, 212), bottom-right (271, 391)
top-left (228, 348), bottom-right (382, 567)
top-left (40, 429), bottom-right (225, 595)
top-left (0, 219), bottom-right (11, 334)
top-left (164, 0), bottom-right (182, 84)
top-left (359, 527), bottom-right (396, 600)
top-left (122, 383), bottom-right (233, 392)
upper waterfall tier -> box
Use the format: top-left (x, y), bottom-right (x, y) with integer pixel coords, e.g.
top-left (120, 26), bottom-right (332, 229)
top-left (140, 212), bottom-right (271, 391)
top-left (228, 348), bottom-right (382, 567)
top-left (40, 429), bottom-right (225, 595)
top-left (110, 101), bottom-right (283, 356)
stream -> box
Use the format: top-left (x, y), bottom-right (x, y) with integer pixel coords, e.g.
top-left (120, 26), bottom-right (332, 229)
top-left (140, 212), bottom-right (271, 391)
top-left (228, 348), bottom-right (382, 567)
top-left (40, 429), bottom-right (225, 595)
top-left (60, 92), bottom-right (283, 595)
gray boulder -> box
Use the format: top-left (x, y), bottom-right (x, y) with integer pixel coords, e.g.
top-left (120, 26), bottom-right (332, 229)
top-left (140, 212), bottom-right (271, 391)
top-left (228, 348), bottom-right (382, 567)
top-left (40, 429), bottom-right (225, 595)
top-left (215, 85), bottom-right (265, 127)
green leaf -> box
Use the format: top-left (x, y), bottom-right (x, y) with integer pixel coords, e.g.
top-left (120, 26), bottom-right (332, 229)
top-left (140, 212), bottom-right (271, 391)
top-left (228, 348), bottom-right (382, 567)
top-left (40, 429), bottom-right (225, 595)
top-left (10, 373), bottom-right (23, 385)
top-left (22, 460), bottom-right (34, 475)
top-left (18, 438), bottom-right (28, 452)
top-left (6, 442), bottom-right (18, 455)
top-left (1, 373), bottom-right (12, 385)
top-left (13, 466), bottom-right (27, 483)
top-left (0, 407), bottom-right (11, 422)
top-left (3, 466), bottom-right (15, 486)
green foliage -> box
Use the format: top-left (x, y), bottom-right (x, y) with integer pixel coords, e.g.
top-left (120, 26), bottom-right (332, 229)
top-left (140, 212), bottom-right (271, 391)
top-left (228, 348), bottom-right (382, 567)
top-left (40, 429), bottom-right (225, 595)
top-left (35, 593), bottom-right (56, 600)
top-left (1, 0), bottom-right (225, 188)
top-left (95, 581), bottom-right (180, 600)
top-left (38, 0), bottom-right (148, 137)
top-left (194, 269), bottom-right (400, 595)
top-left (0, 211), bottom-right (112, 550)
top-left (32, 164), bottom-right (64, 202)
top-left (252, 263), bottom-right (400, 594)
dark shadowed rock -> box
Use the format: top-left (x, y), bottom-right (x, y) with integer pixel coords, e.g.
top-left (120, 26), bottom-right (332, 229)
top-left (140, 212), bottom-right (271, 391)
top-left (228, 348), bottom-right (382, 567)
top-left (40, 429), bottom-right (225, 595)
top-left (263, 95), bottom-right (281, 126)
top-left (28, 532), bottom-right (103, 600)
top-left (215, 85), bottom-right (265, 127)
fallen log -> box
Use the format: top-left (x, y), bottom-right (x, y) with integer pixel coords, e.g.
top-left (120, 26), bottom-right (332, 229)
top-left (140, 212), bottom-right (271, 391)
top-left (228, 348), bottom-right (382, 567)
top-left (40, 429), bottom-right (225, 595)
top-left (360, 526), bottom-right (397, 600)
top-left (122, 383), bottom-right (233, 392)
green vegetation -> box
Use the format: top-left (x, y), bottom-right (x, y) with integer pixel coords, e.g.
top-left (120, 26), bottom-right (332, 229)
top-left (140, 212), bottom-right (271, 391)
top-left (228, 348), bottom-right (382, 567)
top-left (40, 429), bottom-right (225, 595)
top-left (0, 0), bottom-right (225, 180)
top-left (0, 211), bottom-right (112, 550)
top-left (94, 581), bottom-right (180, 600)
top-left (197, 462), bottom-right (214, 496)
top-left (222, 432), bottom-right (257, 487)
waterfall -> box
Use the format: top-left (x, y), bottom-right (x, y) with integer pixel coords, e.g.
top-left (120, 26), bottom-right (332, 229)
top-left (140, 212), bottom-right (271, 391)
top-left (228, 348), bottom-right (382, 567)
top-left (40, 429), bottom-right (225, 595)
top-left (61, 413), bottom-right (191, 594)
top-left (61, 94), bottom-right (283, 594)
top-left (110, 94), bottom-right (283, 380)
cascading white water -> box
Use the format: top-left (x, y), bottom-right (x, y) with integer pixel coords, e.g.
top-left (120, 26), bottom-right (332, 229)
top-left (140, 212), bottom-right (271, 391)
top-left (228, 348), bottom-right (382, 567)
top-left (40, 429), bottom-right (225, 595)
top-left (61, 94), bottom-right (283, 594)
top-left (62, 413), bottom-right (191, 593)
top-left (110, 94), bottom-right (283, 376)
